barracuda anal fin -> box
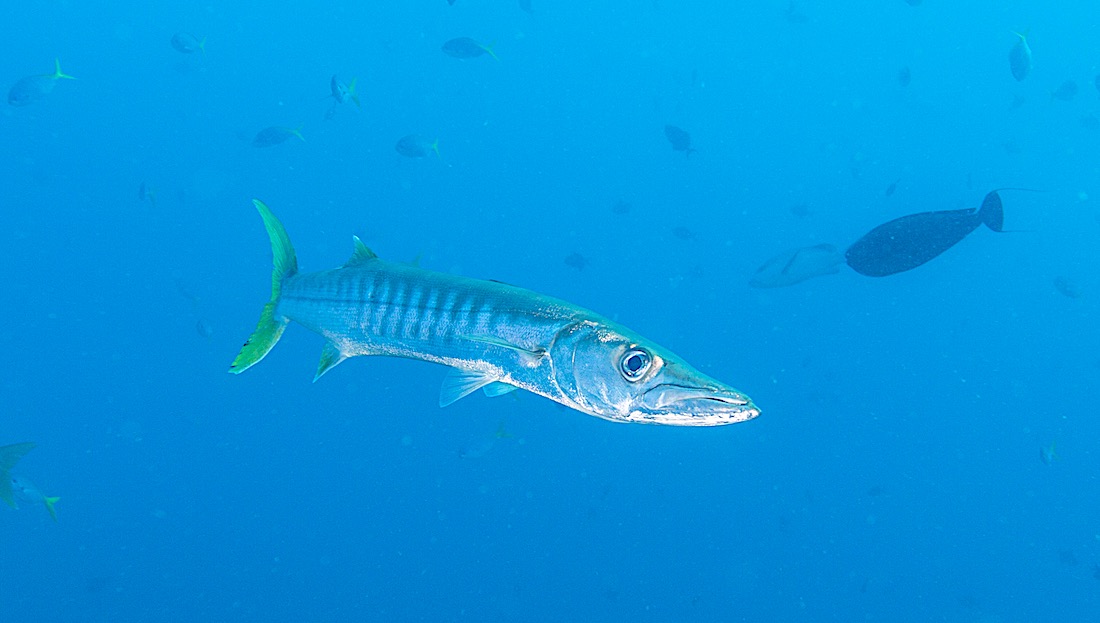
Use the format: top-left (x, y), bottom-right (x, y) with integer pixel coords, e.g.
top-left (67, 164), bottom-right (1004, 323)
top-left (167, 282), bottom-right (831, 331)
top-left (314, 341), bottom-right (347, 382)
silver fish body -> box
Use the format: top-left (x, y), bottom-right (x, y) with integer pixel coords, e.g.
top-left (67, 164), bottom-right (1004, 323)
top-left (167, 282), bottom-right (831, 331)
top-left (232, 201), bottom-right (759, 426)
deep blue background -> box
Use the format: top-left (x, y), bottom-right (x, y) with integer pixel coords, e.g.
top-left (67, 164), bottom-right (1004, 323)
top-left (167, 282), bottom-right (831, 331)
top-left (2, 1), bottom-right (1097, 620)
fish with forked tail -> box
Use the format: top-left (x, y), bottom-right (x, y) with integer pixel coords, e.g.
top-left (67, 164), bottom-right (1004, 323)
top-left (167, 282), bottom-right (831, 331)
top-left (0, 442), bottom-right (59, 521)
top-left (845, 190), bottom-right (1005, 277)
top-left (230, 201), bottom-right (759, 426)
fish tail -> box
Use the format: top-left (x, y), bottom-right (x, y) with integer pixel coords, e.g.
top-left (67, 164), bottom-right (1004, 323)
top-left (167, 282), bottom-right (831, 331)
top-left (292, 126), bottom-right (306, 143)
top-left (229, 200), bottom-right (299, 374)
top-left (43, 496), bottom-right (59, 522)
top-left (979, 190), bottom-right (1004, 232)
top-left (199, 37), bottom-right (207, 59)
top-left (349, 77), bottom-right (360, 107)
top-left (484, 41), bottom-right (499, 61)
top-left (430, 139), bottom-right (441, 157)
top-left (53, 58), bottom-right (76, 80)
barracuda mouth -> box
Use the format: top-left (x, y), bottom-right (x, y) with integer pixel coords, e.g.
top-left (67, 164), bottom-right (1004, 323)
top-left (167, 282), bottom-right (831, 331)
top-left (636, 383), bottom-right (760, 426)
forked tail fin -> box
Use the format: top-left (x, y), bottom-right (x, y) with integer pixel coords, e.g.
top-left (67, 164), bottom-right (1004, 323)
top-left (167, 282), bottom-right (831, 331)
top-left (229, 200), bottom-right (298, 374)
top-left (44, 496), bottom-right (59, 522)
top-left (979, 190), bottom-right (1004, 232)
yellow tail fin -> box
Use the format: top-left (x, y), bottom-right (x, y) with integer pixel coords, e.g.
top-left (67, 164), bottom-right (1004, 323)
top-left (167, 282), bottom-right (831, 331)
top-left (44, 496), bottom-right (59, 522)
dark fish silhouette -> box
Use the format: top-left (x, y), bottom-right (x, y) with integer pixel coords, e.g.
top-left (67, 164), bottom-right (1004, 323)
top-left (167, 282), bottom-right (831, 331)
top-left (1009, 32), bottom-right (1031, 82)
top-left (395, 135), bottom-right (439, 158)
top-left (171, 33), bottom-right (206, 56)
top-left (442, 38), bottom-right (498, 60)
top-left (885, 179), bottom-right (900, 197)
top-left (252, 126), bottom-right (304, 147)
top-left (672, 226), bottom-right (695, 240)
top-left (664, 125), bottom-right (696, 157)
top-left (897, 66), bottom-right (911, 87)
top-left (845, 190), bottom-right (1004, 277)
top-left (564, 252), bottom-right (588, 270)
top-left (8, 59), bottom-right (75, 106)
top-left (611, 199), bottom-right (631, 215)
top-left (1051, 80), bottom-right (1078, 102)
top-left (784, 1), bottom-right (808, 23)
top-left (1053, 276), bottom-right (1083, 299)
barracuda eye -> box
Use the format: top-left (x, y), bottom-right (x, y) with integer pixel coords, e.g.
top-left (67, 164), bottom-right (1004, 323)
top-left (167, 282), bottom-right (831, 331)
top-left (619, 348), bottom-right (652, 382)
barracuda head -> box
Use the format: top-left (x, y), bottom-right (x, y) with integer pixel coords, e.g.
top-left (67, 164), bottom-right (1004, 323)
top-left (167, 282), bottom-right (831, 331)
top-left (551, 321), bottom-right (760, 426)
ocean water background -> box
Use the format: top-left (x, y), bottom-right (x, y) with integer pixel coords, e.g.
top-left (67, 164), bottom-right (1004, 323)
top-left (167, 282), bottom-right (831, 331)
top-left (2, 1), bottom-right (1097, 620)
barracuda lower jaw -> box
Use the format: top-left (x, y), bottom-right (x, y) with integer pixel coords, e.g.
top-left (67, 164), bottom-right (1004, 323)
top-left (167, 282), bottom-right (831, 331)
top-left (636, 385), bottom-right (760, 426)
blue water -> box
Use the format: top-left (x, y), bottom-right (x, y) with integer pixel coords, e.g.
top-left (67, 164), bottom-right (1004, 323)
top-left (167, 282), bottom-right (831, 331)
top-left (3, 1), bottom-right (1097, 620)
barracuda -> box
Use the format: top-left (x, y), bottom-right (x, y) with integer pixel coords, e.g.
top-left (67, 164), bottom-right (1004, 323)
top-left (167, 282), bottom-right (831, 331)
top-left (230, 200), bottom-right (759, 426)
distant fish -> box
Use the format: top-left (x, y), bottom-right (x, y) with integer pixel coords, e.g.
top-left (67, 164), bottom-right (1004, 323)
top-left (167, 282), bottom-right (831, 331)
top-left (1051, 79), bottom-right (1078, 102)
top-left (672, 226), bottom-right (695, 240)
top-left (845, 190), bottom-right (1005, 277)
top-left (325, 75), bottom-right (359, 120)
top-left (749, 243), bottom-right (844, 288)
top-left (1039, 441), bottom-right (1059, 465)
top-left (10, 474), bottom-right (59, 521)
top-left (0, 442), bottom-right (59, 522)
top-left (252, 126), bottom-right (304, 148)
top-left (611, 199), bottom-right (632, 215)
top-left (789, 203), bottom-right (812, 219)
top-left (138, 182), bottom-right (158, 209)
top-left (1059, 549), bottom-right (1079, 566)
top-left (564, 252), bottom-right (588, 270)
top-left (442, 37), bottom-right (498, 60)
top-left (196, 318), bottom-right (214, 338)
top-left (885, 178), bottom-right (900, 197)
top-left (1053, 276), bottom-right (1083, 299)
top-left (897, 66), bottom-right (911, 87)
top-left (7, 58), bottom-right (76, 106)
top-left (395, 134), bottom-right (439, 158)
top-left (1009, 32), bottom-right (1031, 82)
top-left (664, 125), bottom-right (696, 157)
top-left (329, 75), bottom-right (359, 107)
top-left (783, 1), bottom-right (808, 23)
top-left (518, 0), bottom-right (533, 14)
top-left (170, 32), bottom-right (206, 57)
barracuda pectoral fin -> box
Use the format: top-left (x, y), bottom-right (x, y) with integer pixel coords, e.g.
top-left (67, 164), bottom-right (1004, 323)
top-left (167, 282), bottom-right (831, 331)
top-left (457, 334), bottom-right (547, 365)
top-left (314, 341), bottom-right (347, 382)
top-left (440, 368), bottom-right (506, 407)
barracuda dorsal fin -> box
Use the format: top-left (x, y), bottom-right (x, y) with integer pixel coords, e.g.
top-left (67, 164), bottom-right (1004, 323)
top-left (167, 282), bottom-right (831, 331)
top-left (314, 341), bottom-right (347, 382)
top-left (0, 442), bottom-right (35, 509)
top-left (345, 235), bottom-right (378, 266)
top-left (440, 369), bottom-right (501, 407)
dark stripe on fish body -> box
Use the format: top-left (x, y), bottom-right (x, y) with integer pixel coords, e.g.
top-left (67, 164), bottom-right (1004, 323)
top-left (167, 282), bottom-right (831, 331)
top-left (403, 284), bottom-right (424, 340)
top-left (421, 286), bottom-right (438, 340)
top-left (386, 281), bottom-right (407, 339)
